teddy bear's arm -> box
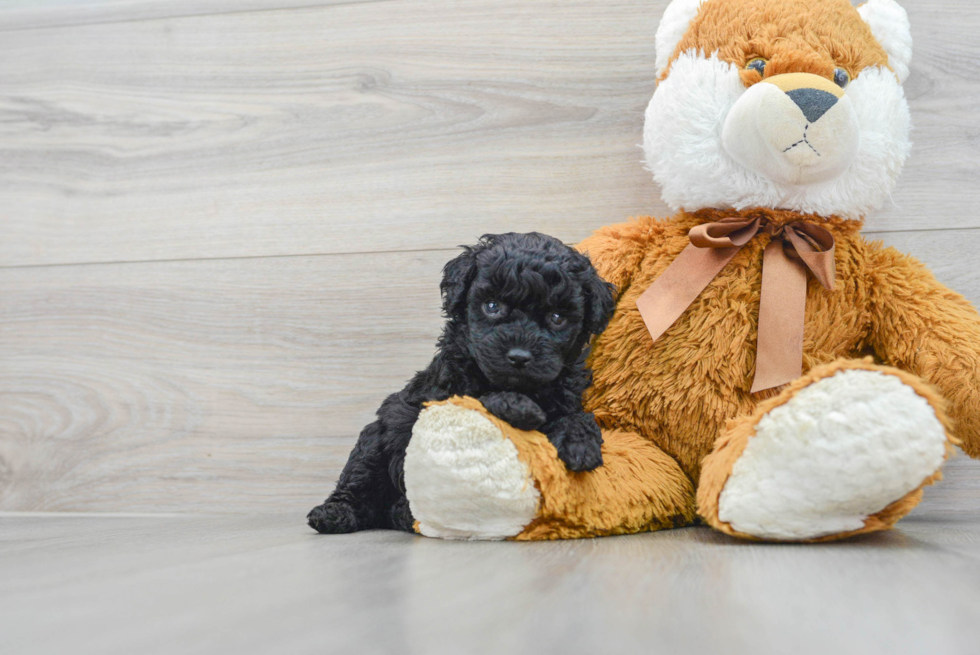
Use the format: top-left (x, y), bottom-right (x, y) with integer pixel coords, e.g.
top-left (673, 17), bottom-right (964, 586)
top-left (576, 218), bottom-right (665, 298)
top-left (869, 245), bottom-right (980, 458)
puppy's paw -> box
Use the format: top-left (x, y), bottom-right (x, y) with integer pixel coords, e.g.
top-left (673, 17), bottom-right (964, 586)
top-left (546, 413), bottom-right (604, 472)
top-left (479, 391), bottom-right (547, 431)
top-left (556, 437), bottom-right (603, 472)
top-left (307, 501), bottom-right (360, 534)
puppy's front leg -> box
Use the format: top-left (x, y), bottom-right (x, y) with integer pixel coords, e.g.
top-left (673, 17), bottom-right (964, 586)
top-left (480, 391), bottom-right (547, 431)
top-left (543, 412), bottom-right (604, 472)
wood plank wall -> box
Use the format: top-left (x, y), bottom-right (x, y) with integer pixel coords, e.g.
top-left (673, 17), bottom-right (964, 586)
top-left (1, 0), bottom-right (978, 514)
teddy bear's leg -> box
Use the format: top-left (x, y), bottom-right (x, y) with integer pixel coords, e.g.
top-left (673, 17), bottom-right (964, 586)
top-left (698, 359), bottom-right (956, 542)
top-left (404, 396), bottom-right (696, 541)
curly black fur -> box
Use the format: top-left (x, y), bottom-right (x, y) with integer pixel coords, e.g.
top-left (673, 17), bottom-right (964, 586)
top-left (307, 232), bottom-right (616, 534)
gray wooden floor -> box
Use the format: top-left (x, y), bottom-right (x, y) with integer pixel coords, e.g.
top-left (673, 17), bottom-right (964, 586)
top-left (4, 502), bottom-right (980, 655)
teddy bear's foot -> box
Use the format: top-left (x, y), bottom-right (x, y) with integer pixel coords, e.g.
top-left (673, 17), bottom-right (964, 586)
top-left (698, 360), bottom-right (955, 542)
top-left (406, 396), bottom-right (697, 541)
top-left (404, 398), bottom-right (541, 540)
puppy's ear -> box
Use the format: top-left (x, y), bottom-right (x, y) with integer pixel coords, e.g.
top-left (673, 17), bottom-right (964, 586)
top-left (580, 259), bottom-right (617, 338)
top-left (440, 245), bottom-right (479, 317)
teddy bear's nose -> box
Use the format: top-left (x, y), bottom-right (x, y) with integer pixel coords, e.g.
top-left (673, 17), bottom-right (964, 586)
top-left (786, 88), bottom-right (839, 124)
top-left (762, 72), bottom-right (846, 124)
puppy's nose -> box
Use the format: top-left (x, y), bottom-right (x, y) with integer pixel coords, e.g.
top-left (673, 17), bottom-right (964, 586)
top-left (507, 348), bottom-right (533, 369)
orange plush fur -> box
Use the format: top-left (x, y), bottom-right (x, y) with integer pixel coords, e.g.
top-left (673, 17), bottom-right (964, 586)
top-left (663, 0), bottom-right (891, 84)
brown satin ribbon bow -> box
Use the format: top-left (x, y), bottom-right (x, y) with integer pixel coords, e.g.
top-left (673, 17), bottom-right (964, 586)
top-left (636, 216), bottom-right (836, 393)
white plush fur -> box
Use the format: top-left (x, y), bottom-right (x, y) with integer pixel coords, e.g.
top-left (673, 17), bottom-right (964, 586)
top-left (717, 370), bottom-right (948, 540)
top-left (644, 53), bottom-right (912, 219)
top-left (655, 0), bottom-right (706, 77)
top-left (404, 403), bottom-right (540, 540)
top-left (858, 0), bottom-right (914, 84)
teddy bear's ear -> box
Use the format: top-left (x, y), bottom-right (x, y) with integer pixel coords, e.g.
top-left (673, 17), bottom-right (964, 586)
top-left (655, 0), bottom-right (705, 78)
top-left (858, 0), bottom-right (913, 83)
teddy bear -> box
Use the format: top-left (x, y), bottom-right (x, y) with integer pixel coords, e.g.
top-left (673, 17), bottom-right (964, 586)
top-left (399, 0), bottom-right (980, 542)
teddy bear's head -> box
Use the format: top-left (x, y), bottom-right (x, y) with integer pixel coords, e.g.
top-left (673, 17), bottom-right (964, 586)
top-left (645, 0), bottom-right (913, 219)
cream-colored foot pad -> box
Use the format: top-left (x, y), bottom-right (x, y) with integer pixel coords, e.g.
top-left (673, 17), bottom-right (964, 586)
top-left (405, 402), bottom-right (540, 540)
top-left (718, 370), bottom-right (947, 540)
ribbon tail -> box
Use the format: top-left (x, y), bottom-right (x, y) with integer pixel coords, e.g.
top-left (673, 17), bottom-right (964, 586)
top-left (750, 240), bottom-right (809, 394)
top-left (785, 225), bottom-right (836, 290)
top-left (637, 243), bottom-right (743, 344)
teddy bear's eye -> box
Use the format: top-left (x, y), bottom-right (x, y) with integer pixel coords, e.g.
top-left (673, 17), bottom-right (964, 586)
top-left (746, 58), bottom-right (767, 76)
top-left (834, 68), bottom-right (851, 88)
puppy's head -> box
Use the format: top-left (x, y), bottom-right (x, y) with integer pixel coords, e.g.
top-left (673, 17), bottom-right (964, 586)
top-left (441, 233), bottom-right (615, 390)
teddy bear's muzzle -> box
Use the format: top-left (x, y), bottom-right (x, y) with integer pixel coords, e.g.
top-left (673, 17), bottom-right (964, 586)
top-left (721, 72), bottom-right (861, 186)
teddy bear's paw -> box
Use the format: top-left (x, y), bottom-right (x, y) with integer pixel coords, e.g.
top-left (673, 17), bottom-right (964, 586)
top-left (717, 369), bottom-right (949, 541)
top-left (404, 401), bottom-right (541, 540)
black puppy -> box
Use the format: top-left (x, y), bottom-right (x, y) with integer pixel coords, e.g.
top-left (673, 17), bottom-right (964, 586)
top-left (307, 232), bottom-right (616, 534)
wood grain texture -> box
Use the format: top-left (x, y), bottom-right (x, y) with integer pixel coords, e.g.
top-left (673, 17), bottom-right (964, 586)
top-left (0, 250), bottom-right (447, 513)
top-left (1, 0), bottom-right (979, 268)
top-left (0, 0), bottom-right (384, 32)
top-left (3, 513), bottom-right (980, 655)
top-left (0, 229), bottom-right (977, 513)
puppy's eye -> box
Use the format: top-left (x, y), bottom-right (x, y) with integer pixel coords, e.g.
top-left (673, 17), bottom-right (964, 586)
top-left (746, 58), bottom-right (767, 76)
top-left (483, 300), bottom-right (504, 317)
top-left (833, 67), bottom-right (850, 89)
top-left (547, 312), bottom-right (567, 328)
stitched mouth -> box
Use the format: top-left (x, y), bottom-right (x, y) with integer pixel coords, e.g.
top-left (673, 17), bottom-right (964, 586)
top-left (782, 124), bottom-right (821, 157)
